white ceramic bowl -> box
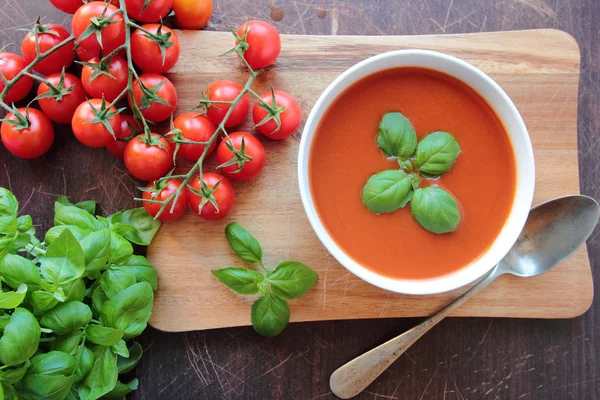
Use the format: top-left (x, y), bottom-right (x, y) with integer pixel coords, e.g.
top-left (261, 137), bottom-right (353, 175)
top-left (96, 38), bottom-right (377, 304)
top-left (298, 50), bottom-right (535, 295)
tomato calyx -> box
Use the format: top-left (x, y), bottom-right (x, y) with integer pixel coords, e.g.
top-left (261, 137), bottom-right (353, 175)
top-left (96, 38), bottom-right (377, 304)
top-left (137, 131), bottom-right (171, 153)
top-left (135, 77), bottom-right (172, 109)
top-left (34, 69), bottom-right (74, 102)
top-left (225, 24), bottom-right (250, 58)
top-left (77, 51), bottom-right (120, 84)
top-left (0, 105), bottom-right (31, 131)
top-left (188, 175), bottom-right (222, 214)
top-left (253, 88), bottom-right (287, 134)
top-left (22, 20), bottom-right (61, 42)
top-left (139, 23), bottom-right (175, 67)
top-left (83, 97), bottom-right (126, 139)
top-left (216, 136), bottom-right (254, 173)
top-left (76, 5), bottom-right (121, 49)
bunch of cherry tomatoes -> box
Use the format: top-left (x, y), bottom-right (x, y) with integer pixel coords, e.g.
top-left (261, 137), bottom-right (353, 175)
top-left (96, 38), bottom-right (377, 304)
top-left (0, 0), bottom-right (302, 223)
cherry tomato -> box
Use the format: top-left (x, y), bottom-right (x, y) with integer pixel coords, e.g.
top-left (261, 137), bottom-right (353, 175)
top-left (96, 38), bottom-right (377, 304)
top-left (131, 24), bottom-right (180, 73)
top-left (76, 46), bottom-right (97, 62)
top-left (188, 172), bottom-right (234, 221)
top-left (205, 80), bottom-right (249, 127)
top-left (216, 131), bottom-right (265, 181)
top-left (81, 55), bottom-right (128, 102)
top-left (1, 108), bottom-right (54, 159)
top-left (107, 114), bottom-right (140, 159)
top-left (0, 53), bottom-right (33, 103)
top-left (237, 21), bottom-right (281, 70)
top-left (37, 73), bottom-right (87, 124)
top-left (252, 90), bottom-right (302, 140)
top-left (142, 178), bottom-right (189, 222)
top-left (129, 73), bottom-right (177, 122)
top-left (73, 2), bottom-right (125, 55)
top-left (72, 99), bottom-right (122, 148)
top-left (125, 0), bottom-right (173, 22)
top-left (169, 113), bottom-right (217, 161)
top-left (22, 24), bottom-right (75, 75)
top-left (124, 133), bottom-right (173, 181)
top-left (173, 0), bottom-right (212, 29)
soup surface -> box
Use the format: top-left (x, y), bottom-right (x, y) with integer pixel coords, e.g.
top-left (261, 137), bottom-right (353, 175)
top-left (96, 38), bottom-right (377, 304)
top-left (309, 67), bottom-right (517, 280)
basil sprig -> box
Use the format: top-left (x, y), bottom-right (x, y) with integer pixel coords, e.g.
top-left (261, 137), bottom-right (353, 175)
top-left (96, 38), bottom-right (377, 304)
top-left (213, 223), bottom-right (318, 336)
top-left (361, 112), bottom-right (463, 234)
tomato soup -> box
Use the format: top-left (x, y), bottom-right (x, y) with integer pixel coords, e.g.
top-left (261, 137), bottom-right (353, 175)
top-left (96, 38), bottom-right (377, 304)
top-left (309, 67), bottom-right (517, 280)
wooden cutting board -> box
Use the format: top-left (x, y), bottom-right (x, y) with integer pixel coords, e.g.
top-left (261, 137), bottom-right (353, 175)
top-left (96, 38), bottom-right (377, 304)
top-left (147, 29), bottom-right (589, 332)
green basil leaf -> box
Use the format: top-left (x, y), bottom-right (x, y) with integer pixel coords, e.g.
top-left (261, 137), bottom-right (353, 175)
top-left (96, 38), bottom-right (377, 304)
top-left (80, 229), bottom-right (111, 276)
top-left (117, 341), bottom-right (142, 374)
top-left (40, 229), bottom-right (85, 287)
top-left (0, 284), bottom-right (27, 309)
top-left (40, 301), bottom-right (93, 335)
top-left (251, 292), bottom-right (290, 337)
top-left (100, 269), bottom-right (137, 299)
top-left (74, 345), bottom-right (94, 383)
top-left (0, 254), bottom-right (40, 290)
top-left (0, 308), bottom-right (40, 366)
top-left (77, 346), bottom-right (118, 400)
top-left (109, 232), bottom-right (133, 263)
top-left (362, 170), bottom-right (412, 213)
top-left (376, 112), bottom-right (417, 158)
top-left (31, 291), bottom-right (60, 311)
top-left (0, 360), bottom-right (30, 384)
top-left (108, 208), bottom-right (160, 246)
top-left (84, 325), bottom-right (124, 347)
top-left (16, 373), bottom-right (76, 400)
top-left (75, 200), bottom-right (97, 215)
top-left (54, 200), bottom-right (101, 232)
top-left (267, 261), bottom-right (318, 300)
top-left (415, 131), bottom-right (461, 177)
top-left (45, 225), bottom-right (89, 246)
top-left (225, 222), bottom-right (263, 264)
top-left (28, 351), bottom-right (78, 376)
top-left (92, 286), bottom-right (108, 317)
top-left (53, 287), bottom-right (67, 302)
top-left (212, 267), bottom-right (264, 294)
top-left (103, 378), bottom-right (138, 398)
top-left (16, 215), bottom-right (32, 232)
top-left (397, 158), bottom-right (414, 172)
top-left (111, 339), bottom-right (129, 358)
top-left (96, 215), bottom-right (109, 228)
top-left (64, 279), bottom-right (86, 303)
top-left (100, 282), bottom-right (154, 339)
top-left (51, 331), bottom-right (83, 355)
top-left (0, 189), bottom-right (18, 232)
top-left (111, 255), bottom-right (157, 290)
top-left (411, 187), bottom-right (461, 234)
top-left (408, 172), bottom-right (421, 191)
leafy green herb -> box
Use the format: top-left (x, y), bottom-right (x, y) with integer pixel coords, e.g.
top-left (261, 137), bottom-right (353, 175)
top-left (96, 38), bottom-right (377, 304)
top-left (411, 187), bottom-right (461, 234)
top-left (40, 301), bottom-right (93, 335)
top-left (214, 223), bottom-right (317, 336)
top-left (116, 342), bottom-right (142, 374)
top-left (100, 282), bottom-right (154, 339)
top-left (108, 208), bottom-right (160, 246)
top-left (415, 131), bottom-right (461, 177)
top-left (0, 308), bottom-right (40, 367)
top-left (376, 112), bottom-right (418, 158)
top-left (362, 170), bottom-right (413, 214)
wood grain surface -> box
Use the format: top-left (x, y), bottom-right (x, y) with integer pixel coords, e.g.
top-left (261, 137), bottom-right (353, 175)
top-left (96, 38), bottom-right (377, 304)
top-left (147, 28), bottom-right (589, 332)
top-left (2, 1), bottom-right (600, 399)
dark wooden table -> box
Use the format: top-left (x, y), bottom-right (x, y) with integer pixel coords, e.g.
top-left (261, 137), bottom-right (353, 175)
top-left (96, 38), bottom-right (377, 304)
top-left (1, 0), bottom-right (599, 399)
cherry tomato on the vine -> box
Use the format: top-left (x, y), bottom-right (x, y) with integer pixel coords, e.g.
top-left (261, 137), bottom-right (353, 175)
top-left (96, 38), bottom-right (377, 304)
top-left (188, 172), bottom-right (235, 221)
top-left (142, 178), bottom-right (189, 222)
top-left (169, 113), bottom-right (217, 162)
top-left (72, 99), bottom-right (122, 148)
top-left (76, 46), bottom-right (97, 62)
top-left (173, 0), bottom-right (213, 29)
top-left (131, 24), bottom-right (180, 73)
top-left (129, 73), bottom-right (178, 122)
top-left (237, 20), bottom-right (281, 70)
top-left (107, 114), bottom-right (140, 159)
top-left (73, 2), bottom-right (126, 55)
top-left (50, 0), bottom-right (120, 13)
top-left (22, 24), bottom-right (75, 75)
top-left (205, 80), bottom-right (249, 127)
top-left (0, 53), bottom-right (33, 103)
top-left (252, 90), bottom-right (302, 140)
top-left (216, 131), bottom-right (266, 181)
top-left (124, 133), bottom-right (174, 181)
top-left (37, 73), bottom-right (87, 124)
top-left (125, 0), bottom-right (173, 22)
top-left (81, 55), bottom-right (128, 102)
top-left (1, 108), bottom-right (54, 159)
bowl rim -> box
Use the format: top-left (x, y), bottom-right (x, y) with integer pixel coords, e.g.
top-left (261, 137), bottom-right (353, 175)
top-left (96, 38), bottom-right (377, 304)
top-left (297, 49), bottom-right (535, 295)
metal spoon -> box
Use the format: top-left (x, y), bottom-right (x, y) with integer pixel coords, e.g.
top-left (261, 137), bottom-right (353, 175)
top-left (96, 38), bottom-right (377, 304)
top-left (330, 195), bottom-right (600, 399)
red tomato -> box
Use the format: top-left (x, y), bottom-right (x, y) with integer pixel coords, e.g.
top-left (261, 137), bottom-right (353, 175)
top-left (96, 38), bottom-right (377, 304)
top-left (129, 73), bottom-right (177, 122)
top-left (216, 131), bottom-right (265, 181)
top-left (131, 24), bottom-right (180, 73)
top-left (73, 2), bottom-right (125, 55)
top-left (237, 21), bottom-right (281, 70)
top-left (252, 90), bottom-right (302, 140)
top-left (72, 99), bottom-right (122, 148)
top-left (1, 108), bottom-right (54, 159)
top-left (22, 24), bottom-right (75, 75)
top-left (188, 172), bottom-right (234, 221)
top-left (37, 73), bottom-right (87, 124)
top-left (169, 113), bottom-right (217, 161)
top-left (124, 133), bottom-right (173, 181)
top-left (125, 0), bottom-right (173, 22)
top-left (50, 0), bottom-right (87, 14)
top-left (76, 46), bottom-right (98, 62)
top-left (205, 80), bottom-right (249, 127)
top-left (0, 53), bottom-right (33, 103)
top-left (173, 0), bottom-right (212, 29)
top-left (106, 114), bottom-right (140, 159)
top-left (81, 55), bottom-right (128, 102)
top-left (142, 178), bottom-right (189, 222)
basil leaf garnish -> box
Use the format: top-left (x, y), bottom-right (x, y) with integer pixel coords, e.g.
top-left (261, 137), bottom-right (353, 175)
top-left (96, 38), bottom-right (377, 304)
top-left (212, 267), bottom-right (264, 294)
top-left (410, 187), bottom-right (461, 234)
top-left (415, 131), bottom-right (460, 177)
top-left (376, 112), bottom-right (418, 158)
top-left (361, 170), bottom-right (413, 213)
top-left (267, 261), bottom-right (318, 300)
top-left (250, 292), bottom-right (290, 337)
top-left (225, 222), bottom-right (263, 265)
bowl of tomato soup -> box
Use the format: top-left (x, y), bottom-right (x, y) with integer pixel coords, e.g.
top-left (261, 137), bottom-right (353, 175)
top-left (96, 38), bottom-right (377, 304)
top-left (298, 50), bottom-right (535, 295)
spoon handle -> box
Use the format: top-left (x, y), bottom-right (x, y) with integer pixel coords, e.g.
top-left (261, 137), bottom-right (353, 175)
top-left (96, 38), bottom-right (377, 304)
top-left (329, 266), bottom-right (503, 399)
